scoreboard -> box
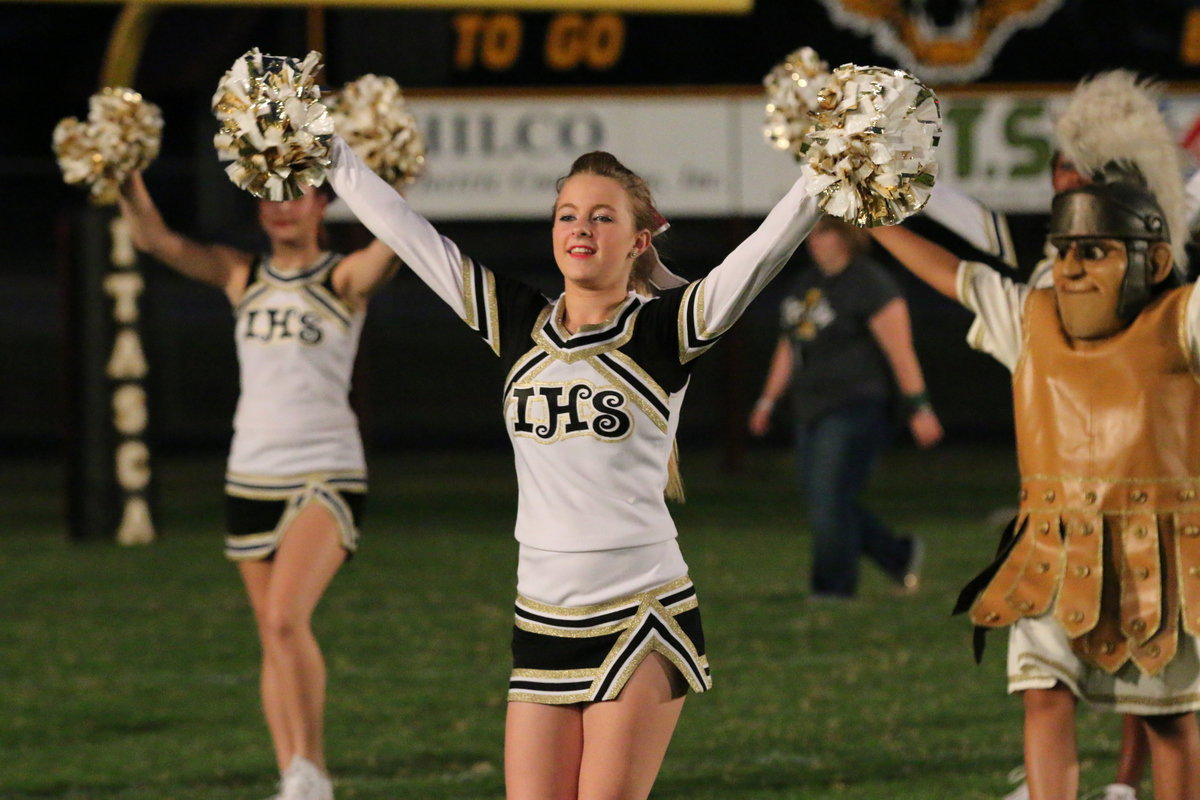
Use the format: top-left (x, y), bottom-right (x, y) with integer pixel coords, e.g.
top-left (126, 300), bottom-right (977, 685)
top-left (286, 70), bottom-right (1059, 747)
top-left (320, 2), bottom-right (1200, 90)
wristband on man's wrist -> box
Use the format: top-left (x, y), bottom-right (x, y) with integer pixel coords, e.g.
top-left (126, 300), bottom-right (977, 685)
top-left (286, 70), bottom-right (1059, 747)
top-left (903, 390), bottom-right (933, 416)
top-left (754, 396), bottom-right (776, 412)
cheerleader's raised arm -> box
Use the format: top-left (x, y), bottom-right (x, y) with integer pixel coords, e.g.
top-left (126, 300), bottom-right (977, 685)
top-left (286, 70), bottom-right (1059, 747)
top-left (326, 136), bottom-right (481, 321)
top-left (326, 134), bottom-right (820, 338)
top-left (675, 173), bottom-right (819, 361)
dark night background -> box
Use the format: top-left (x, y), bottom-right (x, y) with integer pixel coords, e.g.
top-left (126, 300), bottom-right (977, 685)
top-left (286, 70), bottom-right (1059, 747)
top-left (5, 0), bottom-right (1200, 461)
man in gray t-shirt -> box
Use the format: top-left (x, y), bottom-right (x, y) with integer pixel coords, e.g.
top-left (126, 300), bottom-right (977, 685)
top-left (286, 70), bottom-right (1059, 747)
top-left (783, 255), bottom-right (901, 424)
top-left (749, 217), bottom-right (942, 599)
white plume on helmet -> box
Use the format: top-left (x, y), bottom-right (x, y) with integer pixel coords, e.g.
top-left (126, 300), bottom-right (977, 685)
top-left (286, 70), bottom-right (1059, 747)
top-left (1054, 70), bottom-right (1188, 272)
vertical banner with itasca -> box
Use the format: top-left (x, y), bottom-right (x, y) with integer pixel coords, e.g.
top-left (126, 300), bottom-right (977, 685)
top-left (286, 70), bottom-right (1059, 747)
top-left (69, 207), bottom-right (155, 544)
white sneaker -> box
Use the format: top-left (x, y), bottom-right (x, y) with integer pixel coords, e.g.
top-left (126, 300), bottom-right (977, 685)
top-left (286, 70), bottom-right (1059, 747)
top-left (1083, 784), bottom-right (1137, 800)
top-left (280, 756), bottom-right (334, 800)
top-left (1001, 766), bottom-right (1028, 800)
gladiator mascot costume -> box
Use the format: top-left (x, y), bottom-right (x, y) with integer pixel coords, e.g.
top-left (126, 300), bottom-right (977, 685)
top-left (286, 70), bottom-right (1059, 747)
top-left (868, 70), bottom-right (1200, 800)
top-left (959, 181), bottom-right (1200, 705)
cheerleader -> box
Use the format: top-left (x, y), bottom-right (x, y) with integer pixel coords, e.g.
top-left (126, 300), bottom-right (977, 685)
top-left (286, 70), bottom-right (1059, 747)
top-left (323, 135), bottom-right (822, 798)
top-left (117, 172), bottom-right (398, 800)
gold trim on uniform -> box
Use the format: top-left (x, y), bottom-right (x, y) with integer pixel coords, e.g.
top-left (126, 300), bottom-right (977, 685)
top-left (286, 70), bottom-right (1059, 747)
top-left (692, 277), bottom-right (736, 340)
top-left (515, 574), bottom-right (694, 617)
top-left (225, 469), bottom-right (367, 499)
top-left (461, 254), bottom-right (478, 326)
top-left (260, 252), bottom-right (339, 288)
top-left (234, 282), bottom-right (272, 316)
top-left (532, 302), bottom-right (639, 364)
top-left (235, 255), bottom-right (353, 331)
top-left (461, 255), bottom-right (501, 356)
top-left (515, 593), bottom-right (699, 639)
top-left (224, 472), bottom-right (363, 561)
top-left (677, 280), bottom-right (730, 364)
top-left (587, 351), bottom-right (670, 433)
top-left (483, 267), bottom-right (500, 355)
top-left (957, 261), bottom-right (981, 315)
top-left (508, 576), bottom-right (710, 704)
top-left (592, 600), bottom-right (709, 702)
top-left (503, 348), bottom-right (553, 397)
top-left (224, 531), bottom-right (279, 560)
top-left (302, 283), bottom-right (352, 330)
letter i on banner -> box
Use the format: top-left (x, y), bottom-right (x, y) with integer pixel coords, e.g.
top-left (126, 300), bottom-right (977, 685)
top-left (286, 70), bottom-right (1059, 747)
top-left (106, 215), bottom-right (155, 544)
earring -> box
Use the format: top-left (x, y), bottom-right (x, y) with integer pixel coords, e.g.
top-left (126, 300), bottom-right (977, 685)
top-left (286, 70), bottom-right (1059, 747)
top-left (629, 249), bottom-right (640, 258)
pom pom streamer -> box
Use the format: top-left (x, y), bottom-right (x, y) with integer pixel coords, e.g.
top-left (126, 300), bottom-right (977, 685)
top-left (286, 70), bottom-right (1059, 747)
top-left (53, 88), bottom-right (163, 205)
top-left (763, 47), bottom-right (833, 155)
top-left (327, 74), bottom-right (425, 190)
top-left (212, 49), bottom-right (333, 201)
top-left (764, 53), bottom-right (941, 227)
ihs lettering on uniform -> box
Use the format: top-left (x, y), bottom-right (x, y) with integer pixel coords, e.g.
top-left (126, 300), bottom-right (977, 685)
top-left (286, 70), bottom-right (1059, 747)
top-left (227, 251), bottom-right (367, 484)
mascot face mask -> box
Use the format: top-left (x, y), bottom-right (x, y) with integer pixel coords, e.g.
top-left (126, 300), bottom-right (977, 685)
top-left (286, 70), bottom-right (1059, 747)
top-left (1048, 183), bottom-right (1174, 341)
top-left (1051, 237), bottom-right (1131, 340)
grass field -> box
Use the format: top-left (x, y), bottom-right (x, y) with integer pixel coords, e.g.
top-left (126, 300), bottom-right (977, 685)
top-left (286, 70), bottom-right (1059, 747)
top-left (3, 444), bottom-right (1136, 799)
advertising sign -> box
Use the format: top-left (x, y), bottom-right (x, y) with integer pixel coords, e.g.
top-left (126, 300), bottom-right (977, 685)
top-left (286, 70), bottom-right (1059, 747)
top-left (329, 88), bottom-right (1200, 221)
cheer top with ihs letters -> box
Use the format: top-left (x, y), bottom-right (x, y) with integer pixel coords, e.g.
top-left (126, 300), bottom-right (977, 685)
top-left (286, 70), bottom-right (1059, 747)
top-left (327, 137), bottom-right (819, 554)
top-left (227, 252), bottom-right (368, 484)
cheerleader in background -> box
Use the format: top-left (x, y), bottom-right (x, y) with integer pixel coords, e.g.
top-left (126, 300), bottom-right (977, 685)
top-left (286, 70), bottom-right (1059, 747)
top-left (118, 171), bottom-right (398, 800)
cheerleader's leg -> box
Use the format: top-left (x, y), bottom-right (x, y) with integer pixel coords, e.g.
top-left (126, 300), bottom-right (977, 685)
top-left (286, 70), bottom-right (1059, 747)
top-left (504, 703), bottom-right (583, 800)
top-left (577, 652), bottom-right (687, 800)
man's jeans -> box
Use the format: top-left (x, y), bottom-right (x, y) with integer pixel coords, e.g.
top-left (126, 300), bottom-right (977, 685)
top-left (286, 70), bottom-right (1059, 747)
top-left (795, 399), bottom-right (911, 597)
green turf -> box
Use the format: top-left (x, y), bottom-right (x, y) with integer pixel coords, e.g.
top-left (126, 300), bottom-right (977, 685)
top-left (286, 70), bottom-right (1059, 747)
top-left (2, 445), bottom-right (1133, 798)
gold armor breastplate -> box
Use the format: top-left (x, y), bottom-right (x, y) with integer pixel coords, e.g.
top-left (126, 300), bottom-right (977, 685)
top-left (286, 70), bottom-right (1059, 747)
top-left (969, 285), bottom-right (1200, 676)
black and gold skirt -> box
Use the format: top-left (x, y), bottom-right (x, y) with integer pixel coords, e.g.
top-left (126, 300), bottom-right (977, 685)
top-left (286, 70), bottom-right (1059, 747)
top-left (508, 575), bottom-right (711, 705)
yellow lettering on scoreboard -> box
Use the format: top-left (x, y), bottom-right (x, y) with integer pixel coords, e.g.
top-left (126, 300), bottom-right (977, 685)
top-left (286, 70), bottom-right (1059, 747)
top-left (453, 13), bottom-right (523, 70)
top-left (454, 12), bottom-right (627, 73)
top-left (1183, 9), bottom-right (1200, 65)
top-left (545, 13), bottom-right (624, 71)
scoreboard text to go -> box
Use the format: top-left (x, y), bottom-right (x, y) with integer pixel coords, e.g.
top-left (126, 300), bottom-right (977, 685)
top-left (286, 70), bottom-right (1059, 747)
top-left (453, 12), bottom-right (625, 72)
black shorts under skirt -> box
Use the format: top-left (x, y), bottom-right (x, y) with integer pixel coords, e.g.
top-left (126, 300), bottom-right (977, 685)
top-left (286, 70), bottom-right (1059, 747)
top-left (224, 476), bottom-right (366, 562)
top-left (508, 575), bottom-right (711, 705)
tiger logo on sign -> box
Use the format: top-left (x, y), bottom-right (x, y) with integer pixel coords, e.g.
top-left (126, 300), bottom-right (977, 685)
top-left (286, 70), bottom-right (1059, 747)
top-left (819, 0), bottom-right (1067, 82)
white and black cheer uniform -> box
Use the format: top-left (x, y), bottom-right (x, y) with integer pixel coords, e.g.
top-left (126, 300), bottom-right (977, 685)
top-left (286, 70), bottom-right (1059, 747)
top-left (328, 137), bottom-right (819, 703)
top-left (223, 252), bottom-right (367, 561)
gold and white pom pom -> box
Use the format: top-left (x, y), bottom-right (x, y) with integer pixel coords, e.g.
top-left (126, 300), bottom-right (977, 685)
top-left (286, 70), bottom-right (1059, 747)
top-left (764, 57), bottom-right (941, 227)
top-left (763, 46), bottom-right (833, 157)
top-left (800, 65), bottom-right (940, 227)
top-left (212, 48), bottom-right (333, 201)
top-left (327, 74), bottom-right (425, 190)
top-left (53, 88), bottom-right (163, 205)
